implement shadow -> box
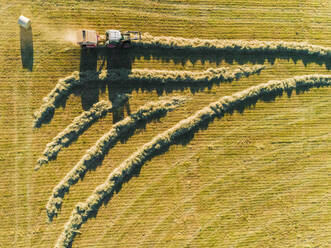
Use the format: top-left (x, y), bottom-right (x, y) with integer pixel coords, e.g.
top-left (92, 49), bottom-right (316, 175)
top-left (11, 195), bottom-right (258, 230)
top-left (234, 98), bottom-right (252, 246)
top-left (20, 26), bottom-right (33, 71)
top-left (74, 49), bottom-right (100, 110)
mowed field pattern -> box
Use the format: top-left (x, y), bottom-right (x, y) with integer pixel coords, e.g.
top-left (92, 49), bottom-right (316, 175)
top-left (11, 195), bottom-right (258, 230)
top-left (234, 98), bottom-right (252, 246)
top-left (0, 0), bottom-right (330, 248)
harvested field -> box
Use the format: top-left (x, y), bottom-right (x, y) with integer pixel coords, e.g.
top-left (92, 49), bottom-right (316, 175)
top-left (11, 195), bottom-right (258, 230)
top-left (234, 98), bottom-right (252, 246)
top-left (36, 95), bottom-right (129, 170)
top-left (47, 97), bottom-right (186, 221)
top-left (1, 1), bottom-right (330, 248)
top-left (138, 33), bottom-right (331, 59)
top-left (33, 65), bottom-right (264, 127)
top-left (55, 74), bottom-right (331, 247)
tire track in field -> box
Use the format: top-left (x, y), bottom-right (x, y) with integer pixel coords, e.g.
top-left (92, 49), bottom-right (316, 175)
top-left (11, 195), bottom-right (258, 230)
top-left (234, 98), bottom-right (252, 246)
top-left (232, 188), bottom-right (329, 247)
top-left (55, 75), bottom-right (330, 248)
top-left (47, 97), bottom-right (186, 221)
top-left (134, 99), bottom-right (330, 246)
top-left (36, 95), bottom-right (129, 170)
top-left (174, 133), bottom-right (331, 247)
top-left (185, 162), bottom-right (328, 247)
top-left (94, 125), bottom-right (243, 246)
top-left (204, 140), bottom-right (330, 247)
top-left (33, 65), bottom-right (265, 128)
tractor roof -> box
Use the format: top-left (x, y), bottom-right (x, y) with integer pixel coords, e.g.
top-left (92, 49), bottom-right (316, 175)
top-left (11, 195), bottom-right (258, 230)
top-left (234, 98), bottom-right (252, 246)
top-left (106, 29), bottom-right (121, 35)
top-left (105, 30), bottom-right (122, 41)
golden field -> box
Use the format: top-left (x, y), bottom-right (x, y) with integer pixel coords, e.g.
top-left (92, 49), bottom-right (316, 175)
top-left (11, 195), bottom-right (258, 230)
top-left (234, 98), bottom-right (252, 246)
top-left (0, 0), bottom-right (330, 247)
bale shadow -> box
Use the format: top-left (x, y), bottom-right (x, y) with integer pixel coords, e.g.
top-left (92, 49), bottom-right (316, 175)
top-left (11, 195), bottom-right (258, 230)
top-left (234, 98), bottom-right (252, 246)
top-left (20, 26), bottom-right (33, 71)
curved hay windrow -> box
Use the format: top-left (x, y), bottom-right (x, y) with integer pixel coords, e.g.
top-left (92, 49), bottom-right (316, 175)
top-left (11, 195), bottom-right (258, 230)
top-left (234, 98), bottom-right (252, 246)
top-left (47, 97), bottom-right (186, 221)
top-left (55, 74), bottom-right (331, 248)
top-left (35, 94), bottom-right (129, 171)
top-left (33, 65), bottom-right (264, 128)
top-left (33, 71), bottom-right (99, 128)
top-left (136, 33), bottom-right (331, 59)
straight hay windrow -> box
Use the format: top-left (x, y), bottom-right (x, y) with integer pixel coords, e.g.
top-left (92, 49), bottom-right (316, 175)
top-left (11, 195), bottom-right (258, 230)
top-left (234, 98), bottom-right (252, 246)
top-left (137, 33), bottom-right (331, 59)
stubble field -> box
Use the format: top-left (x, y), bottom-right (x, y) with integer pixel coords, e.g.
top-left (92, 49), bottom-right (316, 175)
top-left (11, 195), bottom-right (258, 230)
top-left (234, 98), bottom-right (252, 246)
top-left (0, 0), bottom-right (330, 247)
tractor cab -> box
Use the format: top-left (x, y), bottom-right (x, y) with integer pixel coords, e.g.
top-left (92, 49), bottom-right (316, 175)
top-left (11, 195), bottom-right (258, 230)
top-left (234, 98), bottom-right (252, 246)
top-left (105, 30), bottom-right (141, 48)
top-left (105, 30), bottom-right (125, 48)
top-left (76, 29), bottom-right (141, 49)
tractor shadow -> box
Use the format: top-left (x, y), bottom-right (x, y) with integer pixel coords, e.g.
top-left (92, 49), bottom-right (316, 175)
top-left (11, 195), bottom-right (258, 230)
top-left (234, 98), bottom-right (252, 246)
top-left (20, 26), bottom-right (34, 71)
top-left (75, 48), bottom-right (132, 123)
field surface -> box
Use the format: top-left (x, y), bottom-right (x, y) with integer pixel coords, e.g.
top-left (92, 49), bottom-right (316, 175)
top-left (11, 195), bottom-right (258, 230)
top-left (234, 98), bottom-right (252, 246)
top-left (0, 0), bottom-right (330, 247)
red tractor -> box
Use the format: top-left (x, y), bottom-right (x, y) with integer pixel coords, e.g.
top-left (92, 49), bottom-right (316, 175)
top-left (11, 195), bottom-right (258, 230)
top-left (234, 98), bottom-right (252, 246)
top-left (76, 29), bottom-right (141, 48)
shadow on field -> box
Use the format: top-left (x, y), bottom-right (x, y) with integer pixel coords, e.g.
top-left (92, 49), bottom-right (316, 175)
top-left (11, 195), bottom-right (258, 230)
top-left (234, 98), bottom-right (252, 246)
top-left (74, 49), bottom-right (132, 123)
top-left (20, 26), bottom-right (33, 71)
top-left (74, 48), bottom-right (268, 101)
top-left (78, 106), bottom-right (176, 175)
top-left (38, 42), bottom-right (329, 128)
top-left (76, 46), bottom-right (330, 101)
top-left (64, 45), bottom-right (330, 114)
top-left (129, 47), bottom-right (331, 70)
top-left (105, 49), bottom-right (132, 123)
top-left (42, 43), bottom-right (329, 128)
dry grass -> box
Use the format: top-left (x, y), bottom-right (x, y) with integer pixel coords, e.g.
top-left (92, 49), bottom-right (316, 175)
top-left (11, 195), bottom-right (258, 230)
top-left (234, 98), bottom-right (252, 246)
top-left (101, 65), bottom-right (266, 84)
top-left (137, 33), bottom-right (331, 59)
top-left (36, 95), bottom-right (129, 170)
top-left (33, 72), bottom-right (94, 128)
top-left (1, 1), bottom-right (330, 248)
top-left (46, 96), bottom-right (186, 221)
top-left (33, 65), bottom-right (264, 128)
top-left (55, 74), bottom-right (330, 248)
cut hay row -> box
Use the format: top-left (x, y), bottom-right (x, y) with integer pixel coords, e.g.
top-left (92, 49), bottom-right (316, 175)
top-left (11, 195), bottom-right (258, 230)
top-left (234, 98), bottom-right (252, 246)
top-left (101, 64), bottom-right (266, 84)
top-left (35, 94), bottom-right (129, 171)
top-left (33, 71), bottom-right (99, 128)
top-left (34, 65), bottom-right (264, 128)
top-left (136, 33), bottom-right (331, 59)
top-left (55, 74), bottom-right (331, 248)
top-left (47, 97), bottom-right (186, 221)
